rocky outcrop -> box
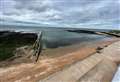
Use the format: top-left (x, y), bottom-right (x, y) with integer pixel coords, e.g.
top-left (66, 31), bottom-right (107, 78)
top-left (0, 31), bottom-right (37, 44)
top-left (67, 30), bottom-right (97, 34)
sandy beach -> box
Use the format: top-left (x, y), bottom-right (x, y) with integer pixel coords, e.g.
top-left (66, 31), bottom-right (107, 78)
top-left (0, 37), bottom-right (119, 82)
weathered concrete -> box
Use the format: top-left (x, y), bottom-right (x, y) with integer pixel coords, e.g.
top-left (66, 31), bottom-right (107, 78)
top-left (101, 41), bottom-right (120, 64)
top-left (78, 59), bottom-right (117, 82)
top-left (39, 41), bottom-right (120, 82)
top-left (39, 53), bottom-right (103, 82)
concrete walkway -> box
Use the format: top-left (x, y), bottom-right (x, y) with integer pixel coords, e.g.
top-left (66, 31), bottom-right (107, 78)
top-left (39, 41), bottom-right (120, 82)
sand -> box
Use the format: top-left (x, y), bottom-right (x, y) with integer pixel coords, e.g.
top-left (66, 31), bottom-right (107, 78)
top-left (0, 38), bottom-right (119, 82)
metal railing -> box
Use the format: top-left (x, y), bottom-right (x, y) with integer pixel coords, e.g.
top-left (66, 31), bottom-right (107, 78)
top-left (33, 31), bottom-right (43, 62)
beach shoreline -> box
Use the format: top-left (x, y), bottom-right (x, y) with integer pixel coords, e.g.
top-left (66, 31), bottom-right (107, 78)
top-left (0, 30), bottom-right (119, 67)
top-left (0, 37), bottom-right (119, 82)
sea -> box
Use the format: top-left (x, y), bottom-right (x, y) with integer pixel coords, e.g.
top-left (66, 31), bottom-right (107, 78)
top-left (0, 24), bottom-right (111, 48)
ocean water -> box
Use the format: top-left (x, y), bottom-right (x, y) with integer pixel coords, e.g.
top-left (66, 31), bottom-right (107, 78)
top-left (41, 30), bottom-right (109, 48)
top-left (0, 25), bottom-right (111, 48)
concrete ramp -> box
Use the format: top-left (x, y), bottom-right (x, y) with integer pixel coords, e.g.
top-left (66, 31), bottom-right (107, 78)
top-left (78, 59), bottom-right (117, 82)
top-left (39, 53), bottom-right (103, 82)
top-left (39, 41), bottom-right (120, 82)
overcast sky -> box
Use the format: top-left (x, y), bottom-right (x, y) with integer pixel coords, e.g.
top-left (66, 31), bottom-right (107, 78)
top-left (0, 0), bottom-right (120, 29)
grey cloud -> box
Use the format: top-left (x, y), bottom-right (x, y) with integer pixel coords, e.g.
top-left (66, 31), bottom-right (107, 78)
top-left (58, 0), bottom-right (119, 24)
top-left (14, 0), bottom-right (52, 12)
top-left (0, 0), bottom-right (120, 29)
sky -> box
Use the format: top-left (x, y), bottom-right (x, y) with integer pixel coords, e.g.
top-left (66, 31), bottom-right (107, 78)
top-left (0, 0), bottom-right (120, 29)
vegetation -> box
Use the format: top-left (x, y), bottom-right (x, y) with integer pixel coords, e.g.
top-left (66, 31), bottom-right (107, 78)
top-left (0, 31), bottom-right (37, 61)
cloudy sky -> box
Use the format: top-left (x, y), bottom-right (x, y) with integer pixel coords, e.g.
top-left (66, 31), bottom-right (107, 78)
top-left (0, 0), bottom-right (120, 29)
